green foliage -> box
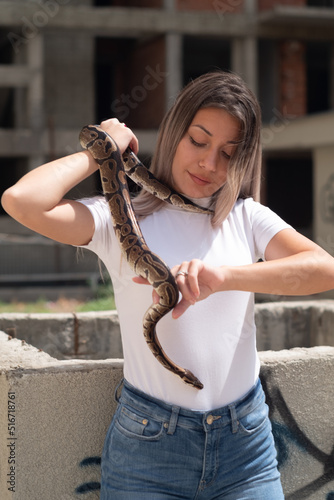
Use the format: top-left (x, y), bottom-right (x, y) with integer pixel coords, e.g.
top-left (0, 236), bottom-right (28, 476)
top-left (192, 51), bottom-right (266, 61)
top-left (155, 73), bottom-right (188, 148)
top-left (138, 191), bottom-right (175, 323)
top-left (0, 280), bottom-right (116, 313)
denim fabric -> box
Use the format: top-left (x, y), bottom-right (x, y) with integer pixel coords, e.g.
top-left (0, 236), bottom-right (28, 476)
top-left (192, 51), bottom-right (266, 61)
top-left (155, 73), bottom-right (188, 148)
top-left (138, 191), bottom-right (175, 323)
top-left (100, 379), bottom-right (284, 499)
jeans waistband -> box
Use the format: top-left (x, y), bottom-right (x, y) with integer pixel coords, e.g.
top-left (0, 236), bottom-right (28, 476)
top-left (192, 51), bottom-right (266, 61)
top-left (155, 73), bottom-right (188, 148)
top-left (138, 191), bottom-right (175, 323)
top-left (116, 378), bottom-right (264, 434)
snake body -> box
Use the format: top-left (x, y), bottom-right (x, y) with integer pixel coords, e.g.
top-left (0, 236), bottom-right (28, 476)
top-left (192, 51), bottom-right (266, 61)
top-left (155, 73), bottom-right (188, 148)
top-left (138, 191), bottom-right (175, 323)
top-left (80, 125), bottom-right (212, 390)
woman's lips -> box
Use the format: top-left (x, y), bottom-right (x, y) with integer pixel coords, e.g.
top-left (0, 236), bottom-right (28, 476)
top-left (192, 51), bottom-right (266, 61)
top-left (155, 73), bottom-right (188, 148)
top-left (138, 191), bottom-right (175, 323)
top-left (188, 172), bottom-right (211, 186)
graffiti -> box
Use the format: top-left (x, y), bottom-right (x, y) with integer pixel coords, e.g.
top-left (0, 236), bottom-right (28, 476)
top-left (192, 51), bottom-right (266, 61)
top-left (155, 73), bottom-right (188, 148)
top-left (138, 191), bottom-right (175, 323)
top-left (73, 375), bottom-right (334, 499)
top-left (76, 456), bottom-right (101, 496)
top-left (261, 373), bottom-right (334, 499)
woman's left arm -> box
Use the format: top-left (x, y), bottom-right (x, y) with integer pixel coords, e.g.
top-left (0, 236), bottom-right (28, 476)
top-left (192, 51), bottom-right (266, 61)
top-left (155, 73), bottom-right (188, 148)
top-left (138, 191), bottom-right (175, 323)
top-left (171, 229), bottom-right (334, 318)
top-left (228, 228), bottom-right (334, 296)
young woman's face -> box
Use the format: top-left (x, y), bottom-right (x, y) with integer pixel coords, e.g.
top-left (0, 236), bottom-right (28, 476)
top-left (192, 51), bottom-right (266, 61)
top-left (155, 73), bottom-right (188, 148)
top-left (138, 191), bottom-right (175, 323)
top-left (171, 107), bottom-right (240, 198)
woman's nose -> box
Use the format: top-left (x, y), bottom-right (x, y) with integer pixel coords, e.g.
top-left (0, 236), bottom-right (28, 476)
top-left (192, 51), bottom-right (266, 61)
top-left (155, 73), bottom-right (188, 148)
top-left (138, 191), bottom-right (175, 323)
top-left (199, 149), bottom-right (217, 171)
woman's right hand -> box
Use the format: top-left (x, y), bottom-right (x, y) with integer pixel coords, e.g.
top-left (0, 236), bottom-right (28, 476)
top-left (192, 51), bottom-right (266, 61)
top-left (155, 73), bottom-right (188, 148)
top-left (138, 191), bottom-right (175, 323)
top-left (1, 118), bottom-right (140, 247)
top-left (100, 118), bottom-right (139, 155)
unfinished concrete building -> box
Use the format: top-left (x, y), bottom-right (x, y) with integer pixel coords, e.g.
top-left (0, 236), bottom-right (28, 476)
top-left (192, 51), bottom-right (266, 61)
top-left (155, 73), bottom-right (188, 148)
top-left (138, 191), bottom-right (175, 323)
top-left (0, 0), bottom-right (334, 297)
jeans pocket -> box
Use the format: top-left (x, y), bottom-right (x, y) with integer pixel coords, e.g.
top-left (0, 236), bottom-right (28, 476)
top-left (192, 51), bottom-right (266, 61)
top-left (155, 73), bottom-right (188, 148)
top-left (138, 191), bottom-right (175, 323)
top-left (237, 401), bottom-right (270, 436)
top-left (115, 405), bottom-right (165, 441)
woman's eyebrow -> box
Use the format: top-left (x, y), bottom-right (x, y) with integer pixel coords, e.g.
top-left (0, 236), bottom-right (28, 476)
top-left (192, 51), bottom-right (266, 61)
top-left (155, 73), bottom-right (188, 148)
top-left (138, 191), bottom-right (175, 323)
top-left (191, 124), bottom-right (212, 136)
top-left (191, 124), bottom-right (240, 145)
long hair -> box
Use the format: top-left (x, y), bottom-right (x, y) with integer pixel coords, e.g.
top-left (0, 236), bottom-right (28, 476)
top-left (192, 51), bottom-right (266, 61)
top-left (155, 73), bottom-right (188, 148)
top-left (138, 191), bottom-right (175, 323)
top-left (132, 70), bottom-right (262, 226)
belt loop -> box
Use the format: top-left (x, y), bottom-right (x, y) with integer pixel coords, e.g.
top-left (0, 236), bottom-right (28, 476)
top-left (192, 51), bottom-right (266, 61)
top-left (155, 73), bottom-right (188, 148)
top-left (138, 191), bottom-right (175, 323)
top-left (114, 378), bottom-right (124, 403)
top-left (167, 406), bottom-right (180, 435)
top-left (229, 404), bottom-right (239, 434)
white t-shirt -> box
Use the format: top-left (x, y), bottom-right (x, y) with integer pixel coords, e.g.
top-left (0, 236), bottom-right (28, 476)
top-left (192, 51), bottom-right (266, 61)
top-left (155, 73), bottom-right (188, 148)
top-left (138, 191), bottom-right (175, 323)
top-left (79, 196), bottom-right (291, 411)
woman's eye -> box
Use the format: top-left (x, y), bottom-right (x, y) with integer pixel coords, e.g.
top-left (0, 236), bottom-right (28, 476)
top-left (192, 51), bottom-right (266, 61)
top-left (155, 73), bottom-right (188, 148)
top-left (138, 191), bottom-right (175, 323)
top-left (189, 135), bottom-right (204, 147)
top-left (221, 151), bottom-right (231, 160)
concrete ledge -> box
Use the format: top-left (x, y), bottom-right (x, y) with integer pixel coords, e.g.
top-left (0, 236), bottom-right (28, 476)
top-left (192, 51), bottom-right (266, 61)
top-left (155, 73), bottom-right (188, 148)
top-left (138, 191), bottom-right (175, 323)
top-left (1, 301), bottom-right (334, 361)
top-left (0, 310), bottom-right (122, 360)
top-left (1, 331), bottom-right (334, 499)
top-left (255, 300), bottom-right (334, 350)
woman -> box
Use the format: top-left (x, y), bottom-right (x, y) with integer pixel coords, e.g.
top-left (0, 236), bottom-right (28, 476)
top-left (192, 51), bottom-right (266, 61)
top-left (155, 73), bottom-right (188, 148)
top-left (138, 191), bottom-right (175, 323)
top-left (2, 71), bottom-right (334, 499)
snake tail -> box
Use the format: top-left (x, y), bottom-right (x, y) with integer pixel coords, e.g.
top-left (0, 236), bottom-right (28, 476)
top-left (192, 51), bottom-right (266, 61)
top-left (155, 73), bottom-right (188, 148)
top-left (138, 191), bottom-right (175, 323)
top-left (143, 304), bottom-right (204, 390)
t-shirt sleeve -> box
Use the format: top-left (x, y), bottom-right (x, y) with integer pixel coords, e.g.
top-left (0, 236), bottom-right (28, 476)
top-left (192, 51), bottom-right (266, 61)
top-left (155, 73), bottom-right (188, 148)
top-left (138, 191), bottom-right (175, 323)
top-left (75, 196), bottom-right (114, 256)
top-left (246, 199), bottom-right (294, 261)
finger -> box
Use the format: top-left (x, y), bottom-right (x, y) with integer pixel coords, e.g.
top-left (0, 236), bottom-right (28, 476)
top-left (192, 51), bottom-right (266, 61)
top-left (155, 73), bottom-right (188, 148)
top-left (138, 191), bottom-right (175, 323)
top-left (100, 119), bottom-right (139, 154)
top-left (133, 276), bottom-right (159, 304)
top-left (172, 298), bottom-right (192, 319)
top-left (152, 290), bottom-right (160, 304)
top-left (174, 261), bottom-right (201, 302)
top-left (132, 276), bottom-right (150, 285)
top-left (187, 260), bottom-right (202, 298)
top-left (100, 118), bottom-right (120, 126)
top-left (171, 262), bottom-right (189, 277)
top-left (129, 135), bottom-right (139, 155)
top-left (175, 273), bottom-right (196, 303)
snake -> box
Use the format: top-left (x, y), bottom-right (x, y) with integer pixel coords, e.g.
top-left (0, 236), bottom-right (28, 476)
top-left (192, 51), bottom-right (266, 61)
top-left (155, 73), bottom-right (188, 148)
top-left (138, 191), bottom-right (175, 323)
top-left (79, 124), bottom-right (213, 390)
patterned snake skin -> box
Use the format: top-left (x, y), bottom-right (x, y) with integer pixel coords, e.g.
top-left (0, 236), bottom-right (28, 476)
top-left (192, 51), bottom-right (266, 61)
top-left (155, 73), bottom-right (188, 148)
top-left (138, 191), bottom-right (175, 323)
top-left (80, 124), bottom-right (213, 389)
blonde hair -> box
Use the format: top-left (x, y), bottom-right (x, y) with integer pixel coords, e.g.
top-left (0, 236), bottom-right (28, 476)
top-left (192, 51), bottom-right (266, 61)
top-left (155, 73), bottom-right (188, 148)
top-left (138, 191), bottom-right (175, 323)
top-left (132, 70), bottom-right (262, 226)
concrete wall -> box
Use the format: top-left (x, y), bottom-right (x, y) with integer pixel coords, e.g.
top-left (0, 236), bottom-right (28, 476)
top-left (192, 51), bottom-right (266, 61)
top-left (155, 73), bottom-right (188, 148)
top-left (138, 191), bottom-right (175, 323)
top-left (314, 144), bottom-right (334, 255)
top-left (0, 331), bottom-right (122, 500)
top-left (0, 300), bottom-right (333, 361)
top-left (1, 331), bottom-right (334, 499)
top-left (0, 310), bottom-right (122, 360)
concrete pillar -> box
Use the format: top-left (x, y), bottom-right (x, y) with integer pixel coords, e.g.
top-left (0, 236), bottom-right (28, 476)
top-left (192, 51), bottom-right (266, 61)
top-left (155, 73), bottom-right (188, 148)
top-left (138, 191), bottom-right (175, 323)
top-left (245, 0), bottom-right (256, 13)
top-left (164, 0), bottom-right (183, 109)
top-left (231, 0), bottom-right (258, 96)
top-left (27, 34), bottom-right (44, 130)
top-left (313, 145), bottom-right (334, 257)
top-left (164, 0), bottom-right (175, 8)
top-left (13, 41), bottom-right (28, 130)
top-left (231, 37), bottom-right (258, 96)
top-left (26, 34), bottom-right (45, 170)
top-left (165, 33), bottom-right (183, 109)
top-left (330, 43), bottom-right (334, 110)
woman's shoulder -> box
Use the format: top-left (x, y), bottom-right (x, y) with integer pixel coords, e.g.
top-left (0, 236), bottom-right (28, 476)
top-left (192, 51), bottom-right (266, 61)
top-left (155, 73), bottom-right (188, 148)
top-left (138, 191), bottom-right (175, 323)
top-left (231, 197), bottom-right (260, 217)
top-left (233, 197), bottom-right (274, 216)
top-left (230, 197), bottom-right (290, 229)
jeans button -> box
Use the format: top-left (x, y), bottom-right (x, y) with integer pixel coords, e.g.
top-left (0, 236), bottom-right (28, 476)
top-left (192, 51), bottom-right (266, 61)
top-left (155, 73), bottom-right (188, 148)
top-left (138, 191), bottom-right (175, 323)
top-left (207, 415), bottom-right (213, 425)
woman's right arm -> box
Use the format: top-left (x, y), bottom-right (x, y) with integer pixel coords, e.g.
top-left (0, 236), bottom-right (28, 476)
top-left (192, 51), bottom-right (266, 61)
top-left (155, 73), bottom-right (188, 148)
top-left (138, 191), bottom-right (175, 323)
top-left (1, 119), bottom-right (138, 246)
top-left (1, 150), bottom-right (99, 246)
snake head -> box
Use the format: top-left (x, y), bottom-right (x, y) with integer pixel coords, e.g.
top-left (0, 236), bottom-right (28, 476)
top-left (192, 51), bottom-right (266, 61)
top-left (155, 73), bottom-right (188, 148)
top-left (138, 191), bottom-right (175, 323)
top-left (79, 125), bottom-right (120, 162)
top-left (79, 125), bottom-right (99, 148)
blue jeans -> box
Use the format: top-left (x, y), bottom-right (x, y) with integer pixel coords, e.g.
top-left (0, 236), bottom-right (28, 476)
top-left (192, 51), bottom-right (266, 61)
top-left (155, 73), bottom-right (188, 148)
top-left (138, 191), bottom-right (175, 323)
top-left (100, 378), bottom-right (284, 499)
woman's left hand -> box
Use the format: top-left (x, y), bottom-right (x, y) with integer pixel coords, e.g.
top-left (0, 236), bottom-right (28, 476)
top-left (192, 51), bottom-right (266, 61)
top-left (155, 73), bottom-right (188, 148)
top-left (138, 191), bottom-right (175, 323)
top-left (133, 229), bottom-right (334, 314)
top-left (133, 259), bottom-right (225, 319)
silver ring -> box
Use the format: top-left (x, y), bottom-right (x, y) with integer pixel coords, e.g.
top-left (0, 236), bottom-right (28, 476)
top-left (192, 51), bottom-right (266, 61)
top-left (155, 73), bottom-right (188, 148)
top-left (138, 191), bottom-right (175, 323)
top-left (176, 270), bottom-right (188, 278)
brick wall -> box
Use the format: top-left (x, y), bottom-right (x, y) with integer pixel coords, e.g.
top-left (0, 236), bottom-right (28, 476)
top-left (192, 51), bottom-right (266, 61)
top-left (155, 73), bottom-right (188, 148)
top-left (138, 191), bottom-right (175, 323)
top-left (279, 40), bottom-right (307, 117)
top-left (115, 36), bottom-right (167, 129)
top-left (176, 0), bottom-right (243, 11)
top-left (113, 0), bottom-right (163, 7)
top-left (258, 0), bottom-right (305, 10)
